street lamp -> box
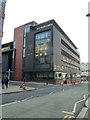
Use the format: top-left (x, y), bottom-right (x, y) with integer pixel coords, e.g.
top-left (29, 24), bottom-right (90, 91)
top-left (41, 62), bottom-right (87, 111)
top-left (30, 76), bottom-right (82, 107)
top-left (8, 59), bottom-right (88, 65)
top-left (86, 2), bottom-right (90, 81)
top-left (0, 0), bottom-right (7, 81)
top-left (0, 0), bottom-right (7, 41)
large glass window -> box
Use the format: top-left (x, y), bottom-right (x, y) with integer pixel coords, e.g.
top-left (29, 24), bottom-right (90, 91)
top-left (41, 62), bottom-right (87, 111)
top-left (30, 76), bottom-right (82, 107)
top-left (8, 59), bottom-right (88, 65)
top-left (23, 48), bottom-right (25, 57)
top-left (0, 1), bottom-right (5, 12)
top-left (24, 25), bottom-right (30, 33)
top-left (35, 31), bottom-right (51, 56)
top-left (23, 38), bottom-right (26, 48)
top-left (0, 17), bottom-right (3, 31)
top-left (35, 30), bottom-right (51, 69)
top-left (13, 41), bottom-right (16, 49)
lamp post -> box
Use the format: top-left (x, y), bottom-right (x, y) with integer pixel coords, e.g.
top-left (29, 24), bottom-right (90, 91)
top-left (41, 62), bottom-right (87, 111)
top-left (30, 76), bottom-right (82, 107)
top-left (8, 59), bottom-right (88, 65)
top-left (0, 1), bottom-right (6, 119)
top-left (86, 2), bottom-right (90, 82)
top-left (0, 0), bottom-right (7, 41)
top-left (0, 0), bottom-right (7, 82)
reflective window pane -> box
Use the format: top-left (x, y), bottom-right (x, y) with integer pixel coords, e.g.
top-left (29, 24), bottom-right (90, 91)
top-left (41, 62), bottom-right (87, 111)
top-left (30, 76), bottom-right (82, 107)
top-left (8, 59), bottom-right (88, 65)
top-left (35, 30), bottom-right (51, 68)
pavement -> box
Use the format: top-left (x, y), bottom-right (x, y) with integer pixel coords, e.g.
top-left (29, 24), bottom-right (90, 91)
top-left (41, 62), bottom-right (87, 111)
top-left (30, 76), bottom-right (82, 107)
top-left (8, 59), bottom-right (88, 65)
top-left (0, 84), bottom-right (36, 94)
top-left (0, 81), bottom-right (82, 95)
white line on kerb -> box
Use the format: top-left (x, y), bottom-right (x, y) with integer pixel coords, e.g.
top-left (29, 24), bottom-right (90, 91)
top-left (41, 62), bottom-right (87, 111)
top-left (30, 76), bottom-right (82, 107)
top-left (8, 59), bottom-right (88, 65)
top-left (62, 95), bottom-right (86, 115)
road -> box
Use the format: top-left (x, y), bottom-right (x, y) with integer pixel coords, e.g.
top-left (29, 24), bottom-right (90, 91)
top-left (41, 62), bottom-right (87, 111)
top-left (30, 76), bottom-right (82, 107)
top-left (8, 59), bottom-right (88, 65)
top-left (1, 82), bottom-right (89, 118)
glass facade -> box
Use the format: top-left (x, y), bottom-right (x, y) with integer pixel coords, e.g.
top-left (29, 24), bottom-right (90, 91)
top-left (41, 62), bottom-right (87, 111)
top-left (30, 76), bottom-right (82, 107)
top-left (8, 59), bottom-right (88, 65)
top-left (0, 17), bottom-right (3, 31)
top-left (24, 25), bottom-right (30, 33)
top-left (35, 30), bottom-right (51, 69)
top-left (0, 1), bottom-right (5, 12)
top-left (23, 25), bottom-right (30, 57)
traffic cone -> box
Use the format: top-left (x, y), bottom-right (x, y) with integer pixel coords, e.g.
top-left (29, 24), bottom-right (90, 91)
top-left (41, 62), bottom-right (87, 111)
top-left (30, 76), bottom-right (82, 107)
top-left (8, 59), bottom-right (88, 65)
top-left (22, 84), bottom-right (26, 90)
top-left (20, 84), bottom-right (23, 88)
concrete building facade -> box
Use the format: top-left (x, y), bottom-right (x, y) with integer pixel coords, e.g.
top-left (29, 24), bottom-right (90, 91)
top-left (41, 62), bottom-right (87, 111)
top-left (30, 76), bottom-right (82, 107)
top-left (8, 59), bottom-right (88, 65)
top-left (13, 19), bottom-right (80, 84)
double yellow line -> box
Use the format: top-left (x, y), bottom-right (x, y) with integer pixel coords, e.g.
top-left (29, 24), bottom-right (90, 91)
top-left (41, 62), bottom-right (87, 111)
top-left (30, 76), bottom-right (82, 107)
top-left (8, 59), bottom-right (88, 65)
top-left (63, 115), bottom-right (75, 120)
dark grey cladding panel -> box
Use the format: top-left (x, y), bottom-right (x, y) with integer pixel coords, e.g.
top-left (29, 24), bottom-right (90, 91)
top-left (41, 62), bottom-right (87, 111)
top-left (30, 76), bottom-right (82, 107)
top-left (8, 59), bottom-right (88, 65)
top-left (53, 26), bottom-right (62, 71)
top-left (24, 32), bottom-right (35, 72)
top-left (2, 53), bottom-right (8, 72)
top-left (24, 26), bottom-right (53, 72)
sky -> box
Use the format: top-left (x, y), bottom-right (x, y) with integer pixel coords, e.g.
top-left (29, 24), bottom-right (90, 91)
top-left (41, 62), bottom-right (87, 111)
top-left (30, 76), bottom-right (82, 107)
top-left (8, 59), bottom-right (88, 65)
top-left (2, 0), bottom-right (89, 63)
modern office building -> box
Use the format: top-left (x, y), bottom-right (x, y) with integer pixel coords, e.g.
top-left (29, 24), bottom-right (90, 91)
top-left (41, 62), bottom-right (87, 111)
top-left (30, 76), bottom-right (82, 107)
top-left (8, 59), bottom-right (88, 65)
top-left (13, 19), bottom-right (80, 84)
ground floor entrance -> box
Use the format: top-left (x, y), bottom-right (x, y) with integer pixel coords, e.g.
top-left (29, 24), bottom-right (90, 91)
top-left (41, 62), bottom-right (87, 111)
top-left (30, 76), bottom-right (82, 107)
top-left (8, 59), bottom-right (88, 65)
top-left (22, 71), bottom-right (80, 84)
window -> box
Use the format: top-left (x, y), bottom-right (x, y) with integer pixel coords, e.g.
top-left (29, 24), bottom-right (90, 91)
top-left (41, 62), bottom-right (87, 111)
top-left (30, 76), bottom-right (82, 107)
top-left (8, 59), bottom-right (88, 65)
top-left (0, 18), bottom-right (3, 31)
top-left (23, 38), bottom-right (26, 48)
top-left (59, 73), bottom-right (61, 77)
top-left (61, 39), bottom-right (80, 58)
top-left (40, 57), bottom-right (45, 64)
top-left (24, 25), bottom-right (30, 33)
top-left (61, 49), bottom-right (80, 64)
top-left (35, 64), bottom-right (50, 69)
top-left (12, 51), bottom-right (15, 59)
top-left (13, 41), bottom-right (16, 49)
top-left (0, 1), bottom-right (5, 12)
top-left (23, 48), bottom-right (25, 57)
top-left (35, 30), bottom-right (51, 69)
top-left (35, 31), bottom-right (51, 40)
top-left (48, 72), bottom-right (54, 78)
top-left (37, 24), bottom-right (53, 30)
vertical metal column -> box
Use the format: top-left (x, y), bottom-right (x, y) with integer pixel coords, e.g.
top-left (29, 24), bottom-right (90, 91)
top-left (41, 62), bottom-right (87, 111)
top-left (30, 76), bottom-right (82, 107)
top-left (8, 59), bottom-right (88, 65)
top-left (0, 0), bottom-right (7, 78)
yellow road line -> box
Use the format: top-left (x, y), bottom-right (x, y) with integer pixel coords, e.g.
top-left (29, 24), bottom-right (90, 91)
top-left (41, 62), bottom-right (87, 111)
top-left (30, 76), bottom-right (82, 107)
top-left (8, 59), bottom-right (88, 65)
top-left (63, 115), bottom-right (75, 120)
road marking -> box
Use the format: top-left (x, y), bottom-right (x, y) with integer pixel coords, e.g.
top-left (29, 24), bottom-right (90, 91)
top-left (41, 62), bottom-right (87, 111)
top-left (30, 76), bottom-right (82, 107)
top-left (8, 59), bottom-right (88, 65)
top-left (72, 95), bottom-right (86, 113)
top-left (0, 100), bottom-right (21, 107)
top-left (62, 89), bottom-right (64, 91)
top-left (62, 95), bottom-right (86, 115)
top-left (63, 115), bottom-right (75, 120)
top-left (49, 92), bottom-right (54, 95)
top-left (0, 96), bottom-right (35, 107)
top-left (62, 111), bottom-right (74, 115)
top-left (21, 96), bottom-right (33, 101)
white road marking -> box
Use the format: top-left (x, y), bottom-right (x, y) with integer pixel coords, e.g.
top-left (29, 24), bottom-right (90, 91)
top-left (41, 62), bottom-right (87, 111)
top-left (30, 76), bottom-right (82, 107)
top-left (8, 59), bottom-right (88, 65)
top-left (62, 111), bottom-right (74, 115)
top-left (72, 95), bottom-right (86, 113)
top-left (0, 100), bottom-right (21, 107)
top-left (21, 96), bottom-right (33, 101)
top-left (62, 89), bottom-right (64, 91)
top-left (0, 96), bottom-right (34, 107)
top-left (62, 95), bottom-right (86, 115)
top-left (49, 92), bottom-right (53, 95)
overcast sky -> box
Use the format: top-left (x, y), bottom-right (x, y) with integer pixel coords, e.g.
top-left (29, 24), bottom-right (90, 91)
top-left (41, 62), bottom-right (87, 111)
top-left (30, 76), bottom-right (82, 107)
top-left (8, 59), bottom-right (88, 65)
top-left (2, 0), bottom-right (89, 63)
